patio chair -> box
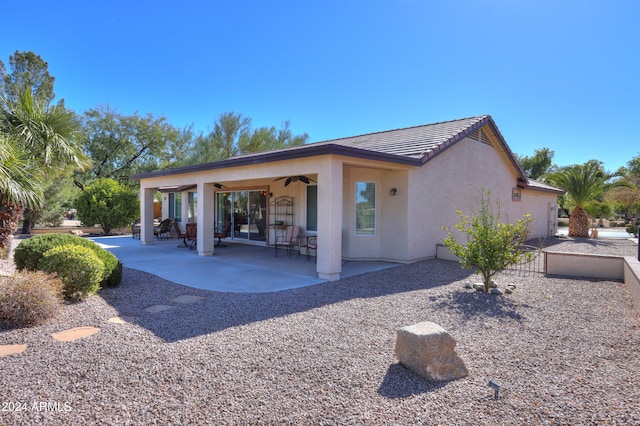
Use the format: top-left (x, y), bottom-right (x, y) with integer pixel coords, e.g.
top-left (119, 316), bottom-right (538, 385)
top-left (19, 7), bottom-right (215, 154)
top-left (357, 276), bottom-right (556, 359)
top-left (275, 225), bottom-right (301, 257)
top-left (306, 236), bottom-right (317, 262)
top-left (186, 222), bottom-right (197, 249)
top-left (215, 220), bottom-right (232, 247)
top-left (131, 218), bottom-right (140, 239)
top-left (173, 221), bottom-right (189, 248)
top-left (154, 218), bottom-right (173, 240)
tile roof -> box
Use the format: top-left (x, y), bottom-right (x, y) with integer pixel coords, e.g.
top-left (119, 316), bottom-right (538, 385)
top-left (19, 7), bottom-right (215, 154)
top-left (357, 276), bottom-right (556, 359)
top-left (525, 179), bottom-right (567, 194)
top-left (316, 115), bottom-right (489, 160)
top-left (132, 115), bottom-right (527, 183)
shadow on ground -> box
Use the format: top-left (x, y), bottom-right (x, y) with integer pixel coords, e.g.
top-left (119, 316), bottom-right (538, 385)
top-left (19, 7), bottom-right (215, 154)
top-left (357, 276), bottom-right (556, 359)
top-left (99, 258), bottom-right (474, 342)
top-left (377, 363), bottom-right (449, 398)
top-left (431, 289), bottom-right (527, 321)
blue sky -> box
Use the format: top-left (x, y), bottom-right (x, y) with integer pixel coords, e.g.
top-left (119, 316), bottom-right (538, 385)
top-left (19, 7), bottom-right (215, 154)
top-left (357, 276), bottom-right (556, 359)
top-left (2, 0), bottom-right (638, 172)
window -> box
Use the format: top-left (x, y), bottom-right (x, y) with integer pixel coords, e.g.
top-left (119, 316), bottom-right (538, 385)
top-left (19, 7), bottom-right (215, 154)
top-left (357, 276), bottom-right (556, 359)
top-left (355, 182), bottom-right (375, 235)
top-left (306, 185), bottom-right (317, 232)
top-left (168, 193), bottom-right (182, 222)
top-left (188, 191), bottom-right (197, 222)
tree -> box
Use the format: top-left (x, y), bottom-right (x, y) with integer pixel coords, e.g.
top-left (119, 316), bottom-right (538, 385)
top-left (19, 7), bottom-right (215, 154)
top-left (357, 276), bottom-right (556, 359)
top-left (0, 134), bottom-right (42, 250)
top-left (583, 201), bottom-right (612, 229)
top-left (545, 160), bottom-right (630, 237)
top-left (515, 147), bottom-right (556, 180)
top-left (625, 153), bottom-right (640, 178)
top-left (78, 106), bottom-right (180, 188)
top-left (188, 113), bottom-right (309, 164)
top-left (0, 50), bottom-right (55, 104)
top-left (0, 89), bottom-right (87, 246)
top-left (74, 178), bottom-right (139, 234)
top-left (238, 120), bottom-right (308, 154)
top-left (0, 51), bottom-right (85, 234)
top-left (442, 189), bottom-right (533, 292)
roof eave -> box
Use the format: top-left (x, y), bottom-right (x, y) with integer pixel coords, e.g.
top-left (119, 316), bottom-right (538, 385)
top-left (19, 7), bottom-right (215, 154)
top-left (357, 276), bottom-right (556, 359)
top-left (131, 144), bottom-right (421, 180)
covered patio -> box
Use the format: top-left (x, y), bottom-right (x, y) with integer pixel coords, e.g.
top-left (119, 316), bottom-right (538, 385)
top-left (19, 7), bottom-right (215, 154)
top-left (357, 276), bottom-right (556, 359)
top-left (93, 235), bottom-right (398, 293)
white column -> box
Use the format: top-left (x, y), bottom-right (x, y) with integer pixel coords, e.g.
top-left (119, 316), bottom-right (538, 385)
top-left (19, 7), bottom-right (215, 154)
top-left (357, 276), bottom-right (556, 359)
top-left (316, 157), bottom-right (343, 281)
top-left (197, 182), bottom-right (215, 256)
top-left (181, 191), bottom-right (190, 224)
top-left (141, 187), bottom-right (155, 245)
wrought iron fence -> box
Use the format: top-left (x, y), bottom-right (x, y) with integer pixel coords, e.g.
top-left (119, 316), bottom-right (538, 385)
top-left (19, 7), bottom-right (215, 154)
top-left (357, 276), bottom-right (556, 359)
top-left (501, 244), bottom-right (545, 277)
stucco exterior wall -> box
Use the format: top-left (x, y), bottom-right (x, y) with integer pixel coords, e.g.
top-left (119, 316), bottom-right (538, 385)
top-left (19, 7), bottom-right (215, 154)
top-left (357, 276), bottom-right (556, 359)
top-left (404, 137), bottom-right (522, 261)
top-left (516, 189), bottom-right (558, 239)
top-left (341, 165), bottom-right (409, 261)
top-left (135, 126), bottom-right (561, 268)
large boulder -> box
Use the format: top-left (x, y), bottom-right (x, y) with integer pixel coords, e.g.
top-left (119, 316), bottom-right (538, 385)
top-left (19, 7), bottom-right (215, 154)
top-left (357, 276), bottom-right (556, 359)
top-left (395, 321), bottom-right (468, 381)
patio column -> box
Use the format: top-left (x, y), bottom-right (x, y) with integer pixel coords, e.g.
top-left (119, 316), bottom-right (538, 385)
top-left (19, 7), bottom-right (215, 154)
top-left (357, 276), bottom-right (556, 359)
top-left (141, 187), bottom-right (155, 245)
top-left (316, 158), bottom-right (343, 281)
top-left (197, 182), bottom-right (215, 256)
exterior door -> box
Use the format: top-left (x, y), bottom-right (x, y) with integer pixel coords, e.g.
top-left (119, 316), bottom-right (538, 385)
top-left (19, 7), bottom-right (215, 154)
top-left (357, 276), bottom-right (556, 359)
top-left (216, 189), bottom-right (267, 243)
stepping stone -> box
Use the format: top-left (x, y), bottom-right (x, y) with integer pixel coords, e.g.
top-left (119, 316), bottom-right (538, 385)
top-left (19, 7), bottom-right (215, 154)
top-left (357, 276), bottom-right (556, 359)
top-left (170, 295), bottom-right (205, 304)
top-left (52, 326), bottom-right (100, 342)
top-left (107, 315), bottom-right (138, 324)
top-left (0, 344), bottom-right (28, 357)
top-left (144, 304), bottom-right (175, 314)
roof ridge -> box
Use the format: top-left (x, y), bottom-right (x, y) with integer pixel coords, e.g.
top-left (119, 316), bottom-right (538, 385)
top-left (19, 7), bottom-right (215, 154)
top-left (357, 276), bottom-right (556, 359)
top-left (315, 115), bottom-right (489, 144)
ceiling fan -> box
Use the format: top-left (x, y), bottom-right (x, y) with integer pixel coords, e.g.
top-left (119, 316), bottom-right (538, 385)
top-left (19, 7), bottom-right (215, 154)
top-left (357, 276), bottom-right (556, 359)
top-left (273, 175), bottom-right (316, 187)
top-left (213, 182), bottom-right (228, 189)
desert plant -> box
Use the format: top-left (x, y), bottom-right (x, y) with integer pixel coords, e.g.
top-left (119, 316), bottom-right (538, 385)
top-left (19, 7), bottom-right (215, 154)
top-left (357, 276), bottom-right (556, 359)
top-left (627, 223), bottom-right (639, 237)
top-left (74, 178), bottom-right (139, 234)
top-left (13, 233), bottom-right (122, 287)
top-left (443, 190), bottom-right (533, 292)
top-left (38, 244), bottom-right (103, 300)
top-left (545, 161), bottom-right (630, 237)
top-left (0, 270), bottom-right (64, 327)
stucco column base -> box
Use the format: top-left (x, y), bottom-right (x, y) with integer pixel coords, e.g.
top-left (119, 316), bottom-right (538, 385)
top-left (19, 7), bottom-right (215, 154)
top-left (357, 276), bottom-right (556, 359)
top-left (197, 251), bottom-right (213, 257)
top-left (319, 272), bottom-right (341, 281)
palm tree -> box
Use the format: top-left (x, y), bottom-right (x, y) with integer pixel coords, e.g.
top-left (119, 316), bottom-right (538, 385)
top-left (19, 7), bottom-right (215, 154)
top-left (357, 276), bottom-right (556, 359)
top-left (0, 90), bottom-right (88, 249)
top-left (0, 135), bottom-right (43, 250)
top-left (545, 160), bottom-right (629, 237)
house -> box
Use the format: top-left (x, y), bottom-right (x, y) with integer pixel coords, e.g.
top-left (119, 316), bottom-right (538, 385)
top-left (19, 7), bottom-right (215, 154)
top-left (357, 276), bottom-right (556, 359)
top-left (132, 115), bottom-right (564, 281)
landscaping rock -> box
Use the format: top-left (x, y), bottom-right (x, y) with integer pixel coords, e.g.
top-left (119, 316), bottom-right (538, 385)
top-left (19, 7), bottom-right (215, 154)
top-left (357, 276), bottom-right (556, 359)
top-left (473, 283), bottom-right (485, 291)
top-left (490, 288), bottom-right (504, 295)
top-left (395, 321), bottom-right (468, 381)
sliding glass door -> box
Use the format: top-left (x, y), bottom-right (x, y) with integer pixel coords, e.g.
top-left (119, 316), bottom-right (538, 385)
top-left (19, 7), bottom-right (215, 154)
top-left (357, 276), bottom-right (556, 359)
top-left (216, 189), bottom-right (267, 243)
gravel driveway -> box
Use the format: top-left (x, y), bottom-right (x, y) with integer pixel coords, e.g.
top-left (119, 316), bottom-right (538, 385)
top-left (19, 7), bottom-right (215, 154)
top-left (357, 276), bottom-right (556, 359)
top-left (1, 237), bottom-right (639, 425)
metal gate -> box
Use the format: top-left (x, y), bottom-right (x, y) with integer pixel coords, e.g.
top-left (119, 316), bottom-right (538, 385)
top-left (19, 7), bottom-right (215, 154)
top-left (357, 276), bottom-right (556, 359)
top-left (502, 245), bottom-right (546, 277)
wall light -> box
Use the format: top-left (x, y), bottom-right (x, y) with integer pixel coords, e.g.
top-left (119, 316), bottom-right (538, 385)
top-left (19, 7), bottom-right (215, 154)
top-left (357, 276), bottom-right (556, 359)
top-left (389, 188), bottom-right (397, 196)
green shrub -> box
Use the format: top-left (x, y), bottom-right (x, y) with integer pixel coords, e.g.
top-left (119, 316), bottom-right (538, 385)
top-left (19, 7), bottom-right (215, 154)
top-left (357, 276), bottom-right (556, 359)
top-left (74, 178), bottom-right (139, 234)
top-left (38, 244), bottom-right (104, 300)
top-left (14, 233), bottom-right (122, 288)
top-left (627, 224), bottom-right (639, 237)
top-left (443, 189), bottom-right (533, 292)
top-left (558, 220), bottom-right (568, 227)
top-left (0, 271), bottom-right (64, 328)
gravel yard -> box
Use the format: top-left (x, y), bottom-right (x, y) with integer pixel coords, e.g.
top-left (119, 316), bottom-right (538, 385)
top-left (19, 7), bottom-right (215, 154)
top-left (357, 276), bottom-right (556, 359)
top-left (1, 237), bottom-right (639, 425)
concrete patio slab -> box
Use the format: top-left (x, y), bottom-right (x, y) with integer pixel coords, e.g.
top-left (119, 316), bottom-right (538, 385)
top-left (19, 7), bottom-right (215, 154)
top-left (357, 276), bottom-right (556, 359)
top-left (93, 236), bottom-right (399, 293)
top-left (0, 344), bottom-right (28, 357)
top-left (51, 326), bottom-right (100, 342)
